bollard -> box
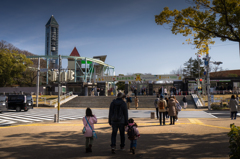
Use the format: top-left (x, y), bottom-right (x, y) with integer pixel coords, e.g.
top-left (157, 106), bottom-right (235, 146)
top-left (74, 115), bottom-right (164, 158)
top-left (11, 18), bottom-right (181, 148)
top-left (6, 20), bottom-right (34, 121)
top-left (151, 112), bottom-right (155, 119)
top-left (54, 114), bottom-right (57, 122)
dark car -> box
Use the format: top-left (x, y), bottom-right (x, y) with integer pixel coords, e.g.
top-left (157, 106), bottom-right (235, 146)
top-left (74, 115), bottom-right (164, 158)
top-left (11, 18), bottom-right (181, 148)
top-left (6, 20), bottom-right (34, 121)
top-left (8, 95), bottom-right (34, 112)
top-left (0, 96), bottom-right (8, 113)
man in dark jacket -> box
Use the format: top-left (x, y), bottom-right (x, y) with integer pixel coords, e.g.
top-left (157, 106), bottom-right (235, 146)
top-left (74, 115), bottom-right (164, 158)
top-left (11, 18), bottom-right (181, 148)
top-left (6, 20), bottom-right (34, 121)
top-left (109, 92), bottom-right (128, 154)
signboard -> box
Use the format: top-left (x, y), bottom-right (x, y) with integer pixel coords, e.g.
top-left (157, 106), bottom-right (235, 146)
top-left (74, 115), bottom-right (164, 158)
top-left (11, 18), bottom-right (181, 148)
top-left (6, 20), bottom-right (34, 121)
top-left (96, 74), bottom-right (183, 82)
top-left (40, 68), bottom-right (48, 72)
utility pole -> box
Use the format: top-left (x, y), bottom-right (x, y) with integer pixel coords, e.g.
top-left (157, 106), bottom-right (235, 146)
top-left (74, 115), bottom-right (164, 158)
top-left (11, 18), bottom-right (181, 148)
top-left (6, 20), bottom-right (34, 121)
top-left (57, 55), bottom-right (61, 123)
top-left (206, 53), bottom-right (211, 110)
top-left (36, 57), bottom-right (40, 107)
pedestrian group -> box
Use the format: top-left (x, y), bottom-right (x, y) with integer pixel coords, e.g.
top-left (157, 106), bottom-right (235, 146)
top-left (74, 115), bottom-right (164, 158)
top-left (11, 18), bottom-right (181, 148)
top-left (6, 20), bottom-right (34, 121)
top-left (82, 91), bottom-right (186, 155)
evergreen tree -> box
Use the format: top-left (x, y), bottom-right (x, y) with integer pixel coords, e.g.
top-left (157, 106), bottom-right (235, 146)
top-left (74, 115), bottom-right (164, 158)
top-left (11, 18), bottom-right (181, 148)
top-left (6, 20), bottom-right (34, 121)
top-left (183, 57), bottom-right (204, 78)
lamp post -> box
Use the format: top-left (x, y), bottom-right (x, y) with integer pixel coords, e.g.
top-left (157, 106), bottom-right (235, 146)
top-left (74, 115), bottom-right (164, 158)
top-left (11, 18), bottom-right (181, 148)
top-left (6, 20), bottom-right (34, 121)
top-left (57, 55), bottom-right (61, 123)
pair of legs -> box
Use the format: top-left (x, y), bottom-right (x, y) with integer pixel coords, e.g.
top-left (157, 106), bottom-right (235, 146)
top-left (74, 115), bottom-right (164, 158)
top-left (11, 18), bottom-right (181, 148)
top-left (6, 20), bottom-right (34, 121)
top-left (170, 116), bottom-right (175, 125)
top-left (156, 108), bottom-right (159, 119)
top-left (159, 112), bottom-right (166, 125)
top-left (130, 140), bottom-right (137, 154)
top-left (231, 111), bottom-right (238, 119)
top-left (111, 123), bottom-right (125, 149)
top-left (127, 102), bottom-right (130, 109)
top-left (85, 137), bottom-right (93, 152)
top-left (184, 102), bottom-right (187, 109)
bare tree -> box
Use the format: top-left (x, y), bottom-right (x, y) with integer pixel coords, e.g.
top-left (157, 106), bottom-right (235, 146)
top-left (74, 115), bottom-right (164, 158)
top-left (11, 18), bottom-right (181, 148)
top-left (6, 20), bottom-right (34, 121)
top-left (170, 66), bottom-right (184, 75)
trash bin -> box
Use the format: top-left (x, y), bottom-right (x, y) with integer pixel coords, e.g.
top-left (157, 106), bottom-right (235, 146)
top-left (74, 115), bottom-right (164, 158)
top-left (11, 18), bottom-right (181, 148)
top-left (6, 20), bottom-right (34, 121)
top-left (151, 112), bottom-right (155, 119)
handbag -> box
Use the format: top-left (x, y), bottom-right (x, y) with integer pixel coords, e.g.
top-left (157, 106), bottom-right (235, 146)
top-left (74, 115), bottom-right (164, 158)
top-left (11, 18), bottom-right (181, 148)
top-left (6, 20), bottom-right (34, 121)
top-left (82, 127), bottom-right (86, 134)
top-left (176, 103), bottom-right (182, 111)
top-left (85, 116), bottom-right (97, 139)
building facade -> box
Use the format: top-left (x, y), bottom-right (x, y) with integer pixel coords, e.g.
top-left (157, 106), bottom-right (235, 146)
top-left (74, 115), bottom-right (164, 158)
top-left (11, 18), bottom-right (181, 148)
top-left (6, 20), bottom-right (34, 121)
top-left (45, 15), bottom-right (59, 69)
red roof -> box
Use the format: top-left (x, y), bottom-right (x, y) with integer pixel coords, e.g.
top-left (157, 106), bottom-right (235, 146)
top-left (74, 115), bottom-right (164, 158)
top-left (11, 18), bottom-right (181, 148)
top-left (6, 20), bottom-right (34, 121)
top-left (69, 47), bottom-right (80, 57)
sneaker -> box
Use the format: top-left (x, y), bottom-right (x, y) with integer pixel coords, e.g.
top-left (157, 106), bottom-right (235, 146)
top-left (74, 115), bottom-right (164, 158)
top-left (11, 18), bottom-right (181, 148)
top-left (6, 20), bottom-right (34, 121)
top-left (132, 148), bottom-right (135, 154)
top-left (120, 147), bottom-right (125, 150)
top-left (111, 148), bottom-right (116, 154)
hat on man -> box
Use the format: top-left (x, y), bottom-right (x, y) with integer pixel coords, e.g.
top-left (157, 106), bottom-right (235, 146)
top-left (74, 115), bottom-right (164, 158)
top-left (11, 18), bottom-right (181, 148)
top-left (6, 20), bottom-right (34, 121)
top-left (160, 95), bottom-right (164, 99)
top-left (117, 92), bottom-right (126, 98)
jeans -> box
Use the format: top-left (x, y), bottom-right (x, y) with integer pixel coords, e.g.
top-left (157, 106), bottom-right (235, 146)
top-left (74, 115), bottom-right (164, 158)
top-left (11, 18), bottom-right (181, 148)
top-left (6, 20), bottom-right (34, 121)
top-left (130, 140), bottom-right (137, 149)
top-left (170, 116), bottom-right (175, 125)
top-left (85, 137), bottom-right (93, 148)
top-left (156, 108), bottom-right (159, 119)
top-left (159, 112), bottom-right (166, 125)
top-left (231, 111), bottom-right (238, 119)
top-left (111, 123), bottom-right (125, 148)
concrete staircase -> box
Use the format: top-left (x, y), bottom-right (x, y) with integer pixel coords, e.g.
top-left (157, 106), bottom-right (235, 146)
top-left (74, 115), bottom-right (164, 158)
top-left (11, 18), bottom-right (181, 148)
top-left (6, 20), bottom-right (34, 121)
top-left (60, 95), bottom-right (196, 109)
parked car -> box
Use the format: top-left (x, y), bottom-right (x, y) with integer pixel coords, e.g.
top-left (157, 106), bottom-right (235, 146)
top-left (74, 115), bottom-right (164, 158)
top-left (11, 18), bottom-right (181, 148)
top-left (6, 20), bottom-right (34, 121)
top-left (8, 95), bottom-right (33, 112)
top-left (0, 96), bottom-right (8, 113)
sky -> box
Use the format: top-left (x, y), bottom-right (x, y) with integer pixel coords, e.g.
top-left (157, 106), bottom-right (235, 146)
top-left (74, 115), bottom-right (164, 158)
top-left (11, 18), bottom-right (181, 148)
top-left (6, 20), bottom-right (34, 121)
top-left (0, 0), bottom-right (239, 75)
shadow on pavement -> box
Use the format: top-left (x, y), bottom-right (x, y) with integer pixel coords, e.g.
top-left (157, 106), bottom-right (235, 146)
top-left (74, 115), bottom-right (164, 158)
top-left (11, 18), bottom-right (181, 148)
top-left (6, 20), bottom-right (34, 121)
top-left (0, 130), bottom-right (229, 159)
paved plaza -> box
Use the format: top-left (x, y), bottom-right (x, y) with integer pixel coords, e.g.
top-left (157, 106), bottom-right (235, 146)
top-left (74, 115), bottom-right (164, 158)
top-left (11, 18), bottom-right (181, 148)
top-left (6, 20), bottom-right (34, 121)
top-left (0, 108), bottom-right (237, 158)
top-left (0, 117), bottom-right (236, 159)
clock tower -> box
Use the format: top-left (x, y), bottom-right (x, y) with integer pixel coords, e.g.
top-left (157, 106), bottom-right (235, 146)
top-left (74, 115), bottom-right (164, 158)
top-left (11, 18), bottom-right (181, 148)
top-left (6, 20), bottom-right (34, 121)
top-left (45, 15), bottom-right (59, 69)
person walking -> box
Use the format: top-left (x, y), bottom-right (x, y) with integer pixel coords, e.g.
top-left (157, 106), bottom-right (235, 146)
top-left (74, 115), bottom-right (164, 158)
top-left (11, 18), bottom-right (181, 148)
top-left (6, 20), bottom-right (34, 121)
top-left (134, 96), bottom-right (139, 109)
top-left (126, 95), bottom-right (132, 109)
top-left (182, 95), bottom-right (187, 109)
top-left (165, 97), bottom-right (169, 119)
top-left (125, 118), bottom-right (140, 154)
top-left (159, 87), bottom-right (162, 95)
top-left (168, 96), bottom-right (177, 125)
top-left (109, 92), bottom-right (128, 154)
top-left (97, 88), bottom-right (100, 96)
top-left (164, 87), bottom-right (167, 96)
top-left (154, 95), bottom-right (160, 119)
top-left (173, 96), bottom-right (180, 121)
top-left (83, 108), bottom-right (98, 153)
top-left (134, 88), bottom-right (137, 96)
top-left (229, 95), bottom-right (238, 120)
top-left (158, 95), bottom-right (167, 125)
top-left (236, 94), bottom-right (239, 104)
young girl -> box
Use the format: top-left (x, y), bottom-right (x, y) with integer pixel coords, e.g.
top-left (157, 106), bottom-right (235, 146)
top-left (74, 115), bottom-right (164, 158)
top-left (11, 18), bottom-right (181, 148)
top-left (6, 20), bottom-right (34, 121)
top-left (83, 107), bottom-right (97, 153)
top-left (125, 118), bottom-right (140, 154)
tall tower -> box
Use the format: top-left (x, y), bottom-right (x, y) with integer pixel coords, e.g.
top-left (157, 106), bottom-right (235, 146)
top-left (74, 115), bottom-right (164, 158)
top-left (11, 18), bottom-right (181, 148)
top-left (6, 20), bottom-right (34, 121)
top-left (45, 15), bottom-right (59, 69)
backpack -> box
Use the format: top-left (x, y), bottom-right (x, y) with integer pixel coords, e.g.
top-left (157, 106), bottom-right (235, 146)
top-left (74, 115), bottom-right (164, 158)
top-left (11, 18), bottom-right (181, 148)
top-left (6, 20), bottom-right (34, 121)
top-left (127, 125), bottom-right (135, 140)
top-left (111, 105), bottom-right (123, 122)
top-left (158, 100), bottom-right (165, 110)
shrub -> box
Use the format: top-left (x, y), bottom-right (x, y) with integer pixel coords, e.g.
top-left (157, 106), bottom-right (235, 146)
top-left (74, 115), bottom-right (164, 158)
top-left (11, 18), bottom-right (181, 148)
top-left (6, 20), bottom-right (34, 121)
top-left (228, 124), bottom-right (240, 159)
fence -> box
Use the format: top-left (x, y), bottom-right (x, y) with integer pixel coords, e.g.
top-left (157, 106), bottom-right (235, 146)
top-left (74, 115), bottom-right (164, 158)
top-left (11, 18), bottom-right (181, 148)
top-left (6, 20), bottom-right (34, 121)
top-left (34, 92), bottom-right (73, 105)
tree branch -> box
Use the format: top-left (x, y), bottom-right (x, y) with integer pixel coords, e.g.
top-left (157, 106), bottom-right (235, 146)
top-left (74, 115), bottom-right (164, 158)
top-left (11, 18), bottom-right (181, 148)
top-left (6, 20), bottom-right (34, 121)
top-left (221, 0), bottom-right (240, 41)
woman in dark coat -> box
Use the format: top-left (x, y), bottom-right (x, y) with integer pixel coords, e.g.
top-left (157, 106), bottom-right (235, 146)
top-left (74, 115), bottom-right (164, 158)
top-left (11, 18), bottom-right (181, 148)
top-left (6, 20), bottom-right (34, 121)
top-left (167, 96), bottom-right (177, 125)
